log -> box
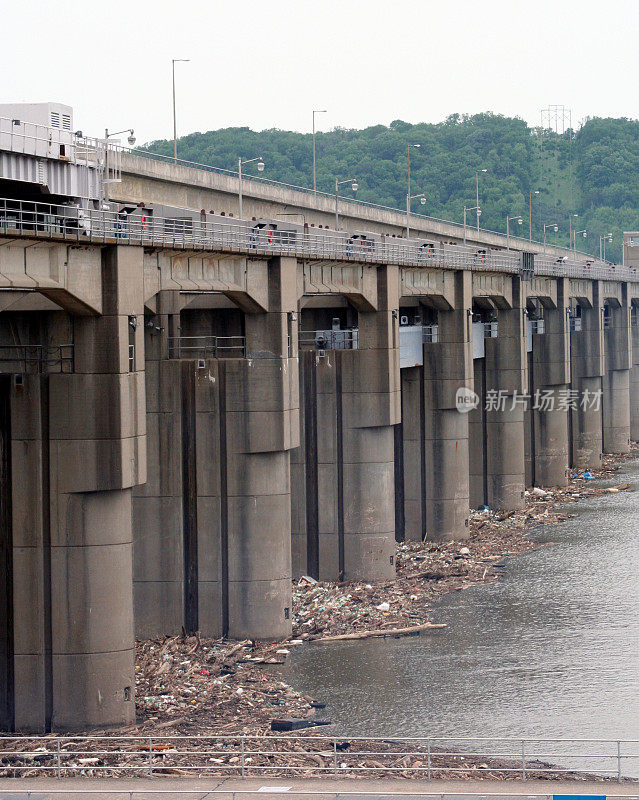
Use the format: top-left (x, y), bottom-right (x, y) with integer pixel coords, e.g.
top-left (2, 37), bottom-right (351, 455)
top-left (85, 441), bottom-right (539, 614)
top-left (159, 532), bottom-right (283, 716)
top-left (315, 622), bottom-right (446, 643)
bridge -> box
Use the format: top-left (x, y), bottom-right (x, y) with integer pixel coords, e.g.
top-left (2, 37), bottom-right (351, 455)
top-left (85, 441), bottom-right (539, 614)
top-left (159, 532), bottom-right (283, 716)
top-left (1, 102), bottom-right (639, 734)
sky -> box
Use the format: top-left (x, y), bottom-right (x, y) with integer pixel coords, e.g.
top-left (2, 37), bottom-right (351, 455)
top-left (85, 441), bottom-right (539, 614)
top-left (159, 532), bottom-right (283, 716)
top-left (1, 0), bottom-right (638, 147)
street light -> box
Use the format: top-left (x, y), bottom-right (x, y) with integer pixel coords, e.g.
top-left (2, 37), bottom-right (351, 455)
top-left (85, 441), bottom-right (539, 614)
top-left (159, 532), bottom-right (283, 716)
top-left (238, 156), bottom-right (265, 220)
top-left (406, 193), bottom-right (426, 239)
top-left (506, 214), bottom-right (523, 250)
top-left (572, 228), bottom-right (587, 251)
top-left (475, 168), bottom-right (487, 232)
top-left (568, 214), bottom-right (579, 252)
top-left (172, 59), bottom-right (190, 163)
top-left (463, 205), bottom-right (481, 246)
top-left (312, 109), bottom-right (327, 195)
top-left (103, 128), bottom-right (136, 201)
top-left (529, 189), bottom-right (540, 241)
top-left (600, 232), bottom-right (613, 261)
top-left (543, 222), bottom-right (559, 252)
top-left (334, 177), bottom-right (358, 230)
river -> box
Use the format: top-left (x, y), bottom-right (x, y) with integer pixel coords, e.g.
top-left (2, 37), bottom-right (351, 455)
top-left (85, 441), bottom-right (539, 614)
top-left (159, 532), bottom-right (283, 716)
top-left (285, 457), bottom-right (639, 773)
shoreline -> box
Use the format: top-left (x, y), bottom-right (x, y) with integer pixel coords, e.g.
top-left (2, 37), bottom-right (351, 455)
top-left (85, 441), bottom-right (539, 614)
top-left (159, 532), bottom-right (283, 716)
top-left (136, 445), bottom-right (637, 736)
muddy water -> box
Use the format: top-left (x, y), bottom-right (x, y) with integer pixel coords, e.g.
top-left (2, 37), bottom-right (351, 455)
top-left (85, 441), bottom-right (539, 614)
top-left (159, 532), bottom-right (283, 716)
top-left (286, 459), bottom-right (639, 772)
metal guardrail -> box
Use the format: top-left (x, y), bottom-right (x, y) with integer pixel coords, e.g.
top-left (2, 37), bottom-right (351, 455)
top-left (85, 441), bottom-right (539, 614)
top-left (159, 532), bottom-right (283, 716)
top-left (2, 794), bottom-right (638, 800)
top-left (0, 344), bottom-right (74, 373)
top-left (0, 735), bottom-right (638, 781)
top-left (0, 197), bottom-right (634, 285)
top-left (299, 330), bottom-right (359, 350)
top-left (168, 336), bottom-right (246, 360)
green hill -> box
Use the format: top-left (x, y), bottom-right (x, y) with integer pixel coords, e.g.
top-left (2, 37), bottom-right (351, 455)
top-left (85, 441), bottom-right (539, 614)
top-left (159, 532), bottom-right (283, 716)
top-left (145, 113), bottom-right (639, 264)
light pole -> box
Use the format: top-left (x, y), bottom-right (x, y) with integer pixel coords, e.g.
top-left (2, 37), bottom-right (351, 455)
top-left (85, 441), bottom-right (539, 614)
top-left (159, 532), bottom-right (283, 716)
top-left (172, 59), bottom-right (190, 163)
top-left (506, 214), bottom-right (523, 250)
top-left (543, 222), bottom-right (559, 253)
top-left (312, 109), bottom-right (326, 195)
top-left (406, 193), bottom-right (426, 238)
top-left (600, 232), bottom-right (613, 261)
top-left (238, 156), bottom-right (265, 220)
top-left (407, 143), bottom-right (421, 224)
top-left (463, 205), bottom-right (480, 246)
top-left (568, 213), bottom-right (578, 252)
top-left (529, 189), bottom-right (539, 241)
top-left (572, 228), bottom-right (587, 251)
top-left (334, 177), bottom-right (358, 230)
top-left (103, 128), bottom-right (136, 201)
top-left (475, 168), bottom-right (487, 231)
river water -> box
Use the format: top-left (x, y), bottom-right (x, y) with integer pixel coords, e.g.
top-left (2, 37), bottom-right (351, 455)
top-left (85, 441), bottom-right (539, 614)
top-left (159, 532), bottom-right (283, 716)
top-left (285, 457), bottom-right (639, 772)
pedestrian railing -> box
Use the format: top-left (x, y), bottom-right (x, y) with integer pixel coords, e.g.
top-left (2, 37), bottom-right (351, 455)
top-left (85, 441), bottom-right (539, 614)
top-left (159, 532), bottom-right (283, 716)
top-left (0, 735), bottom-right (638, 781)
top-left (0, 197), bottom-right (636, 285)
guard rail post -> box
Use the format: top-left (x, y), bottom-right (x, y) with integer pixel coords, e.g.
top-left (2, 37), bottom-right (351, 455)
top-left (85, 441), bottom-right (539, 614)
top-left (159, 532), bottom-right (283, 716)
top-left (521, 739), bottom-right (526, 780)
top-left (618, 740), bottom-right (622, 783)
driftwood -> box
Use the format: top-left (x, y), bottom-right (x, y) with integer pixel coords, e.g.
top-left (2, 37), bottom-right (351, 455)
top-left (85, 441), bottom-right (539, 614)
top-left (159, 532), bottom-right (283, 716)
top-left (315, 621), bottom-right (446, 643)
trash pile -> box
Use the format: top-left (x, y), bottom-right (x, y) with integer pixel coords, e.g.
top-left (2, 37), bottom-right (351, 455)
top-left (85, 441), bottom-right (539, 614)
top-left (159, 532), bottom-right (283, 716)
top-left (133, 635), bottom-right (316, 735)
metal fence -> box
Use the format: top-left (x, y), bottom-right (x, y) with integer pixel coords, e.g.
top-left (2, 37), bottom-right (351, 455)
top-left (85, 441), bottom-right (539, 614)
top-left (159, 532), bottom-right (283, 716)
top-left (0, 197), bottom-right (636, 285)
top-left (0, 735), bottom-right (638, 781)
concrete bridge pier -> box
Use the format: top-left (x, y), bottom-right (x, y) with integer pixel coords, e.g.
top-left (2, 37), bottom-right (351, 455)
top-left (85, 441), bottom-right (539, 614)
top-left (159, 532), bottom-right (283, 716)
top-left (529, 281), bottom-right (571, 487)
top-left (602, 291), bottom-right (631, 454)
top-left (224, 255), bottom-right (298, 639)
top-left (48, 245), bottom-right (146, 729)
top-left (485, 278), bottom-right (527, 510)
top-left (338, 265), bottom-right (400, 579)
top-left (631, 305), bottom-right (639, 442)
top-left (570, 287), bottom-right (604, 471)
top-left (422, 271), bottom-right (472, 539)
top-left (133, 291), bottom-right (184, 638)
top-left (398, 364), bottom-right (424, 541)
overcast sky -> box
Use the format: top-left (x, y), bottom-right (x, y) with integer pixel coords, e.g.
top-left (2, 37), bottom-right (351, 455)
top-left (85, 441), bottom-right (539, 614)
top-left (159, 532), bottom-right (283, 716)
top-left (2, 0), bottom-right (637, 146)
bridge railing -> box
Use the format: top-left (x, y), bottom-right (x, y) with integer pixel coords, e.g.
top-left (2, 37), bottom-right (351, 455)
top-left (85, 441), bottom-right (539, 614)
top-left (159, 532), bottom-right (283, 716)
top-left (0, 344), bottom-right (74, 374)
top-left (117, 149), bottom-right (594, 259)
top-left (0, 734), bottom-right (637, 781)
top-left (167, 336), bottom-right (246, 360)
top-left (1, 196), bottom-right (637, 285)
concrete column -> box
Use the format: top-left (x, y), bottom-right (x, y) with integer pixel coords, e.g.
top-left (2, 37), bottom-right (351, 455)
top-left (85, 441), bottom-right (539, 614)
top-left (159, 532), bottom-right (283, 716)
top-left (603, 288), bottom-right (631, 454)
top-left (631, 311), bottom-right (639, 442)
top-left (400, 366), bottom-right (425, 541)
top-left (133, 293), bottom-right (183, 637)
top-left (339, 265), bottom-right (400, 579)
top-left (9, 375), bottom-right (48, 731)
top-left (48, 245), bottom-right (146, 729)
top-left (530, 280), bottom-right (571, 487)
top-left (485, 278), bottom-right (527, 510)
top-left (570, 284), bottom-right (604, 470)
top-left (468, 356), bottom-right (486, 508)
top-left (423, 271), bottom-right (472, 539)
top-left (224, 256), bottom-right (298, 640)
